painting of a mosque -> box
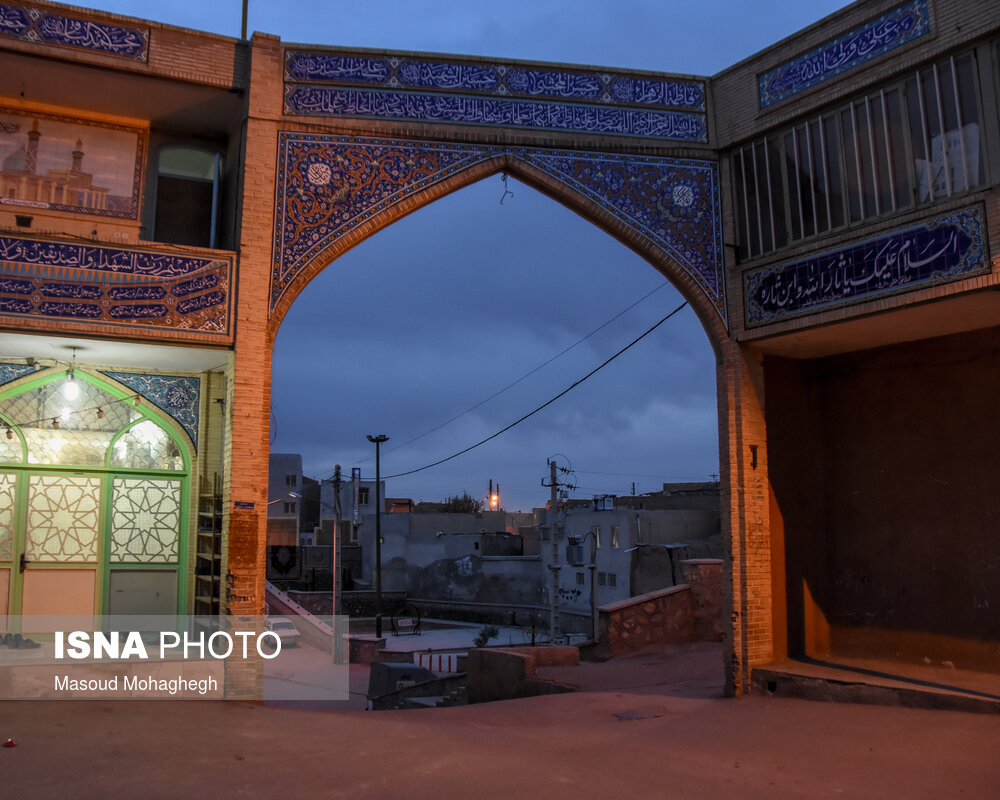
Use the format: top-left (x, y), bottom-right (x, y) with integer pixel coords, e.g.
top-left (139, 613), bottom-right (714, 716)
top-left (0, 109), bottom-right (143, 218)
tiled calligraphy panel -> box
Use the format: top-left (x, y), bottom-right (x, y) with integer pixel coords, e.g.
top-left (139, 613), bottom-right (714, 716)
top-left (0, 235), bottom-right (233, 344)
top-left (0, 3), bottom-right (148, 60)
top-left (0, 363), bottom-right (44, 388)
top-left (101, 372), bottom-right (200, 448)
top-left (759, 0), bottom-right (930, 108)
top-left (285, 50), bottom-right (707, 142)
top-left (273, 133), bottom-right (725, 325)
top-left (744, 205), bottom-right (987, 326)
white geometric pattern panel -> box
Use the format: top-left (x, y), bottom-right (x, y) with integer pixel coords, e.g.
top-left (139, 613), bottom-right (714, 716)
top-left (26, 474), bottom-right (101, 562)
top-left (0, 473), bottom-right (13, 562)
top-left (111, 477), bottom-right (181, 563)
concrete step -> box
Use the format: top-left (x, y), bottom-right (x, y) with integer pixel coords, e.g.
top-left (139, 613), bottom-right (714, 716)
top-left (752, 661), bottom-right (1000, 715)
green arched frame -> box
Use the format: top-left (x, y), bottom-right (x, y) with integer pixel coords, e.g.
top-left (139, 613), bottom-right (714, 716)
top-left (0, 369), bottom-right (193, 617)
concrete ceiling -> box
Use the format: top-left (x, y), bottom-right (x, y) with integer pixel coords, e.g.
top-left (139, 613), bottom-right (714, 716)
top-left (0, 50), bottom-right (244, 136)
top-left (0, 332), bottom-right (229, 373)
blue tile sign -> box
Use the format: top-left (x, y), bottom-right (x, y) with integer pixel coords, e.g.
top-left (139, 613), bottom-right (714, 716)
top-left (758, 0), bottom-right (929, 108)
top-left (744, 206), bottom-right (987, 326)
top-left (284, 50), bottom-right (707, 142)
top-left (0, 3), bottom-right (149, 61)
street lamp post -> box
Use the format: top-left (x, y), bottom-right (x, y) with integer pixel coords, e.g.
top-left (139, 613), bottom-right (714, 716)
top-left (367, 434), bottom-right (389, 638)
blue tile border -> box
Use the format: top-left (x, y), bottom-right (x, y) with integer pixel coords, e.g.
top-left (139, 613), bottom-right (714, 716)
top-left (0, 3), bottom-right (148, 61)
top-left (744, 205), bottom-right (987, 326)
top-left (284, 85), bottom-right (707, 142)
top-left (758, 0), bottom-right (929, 108)
top-left (285, 51), bottom-right (705, 111)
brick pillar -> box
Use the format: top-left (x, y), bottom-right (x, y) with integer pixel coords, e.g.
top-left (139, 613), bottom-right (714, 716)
top-left (719, 340), bottom-right (773, 695)
top-left (223, 32), bottom-right (284, 698)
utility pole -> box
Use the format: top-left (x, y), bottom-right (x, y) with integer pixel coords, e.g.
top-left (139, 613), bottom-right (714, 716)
top-left (332, 464), bottom-right (343, 617)
top-left (367, 434), bottom-right (389, 638)
top-left (542, 459), bottom-right (574, 642)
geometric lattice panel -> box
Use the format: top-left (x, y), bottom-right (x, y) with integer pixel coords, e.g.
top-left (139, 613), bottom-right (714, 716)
top-left (25, 474), bottom-right (100, 562)
top-left (0, 472), bottom-right (13, 562)
top-left (110, 477), bottom-right (181, 564)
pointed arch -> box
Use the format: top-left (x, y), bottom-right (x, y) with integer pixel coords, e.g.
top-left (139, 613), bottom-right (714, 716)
top-left (0, 368), bottom-right (194, 616)
top-left (268, 133), bottom-right (727, 349)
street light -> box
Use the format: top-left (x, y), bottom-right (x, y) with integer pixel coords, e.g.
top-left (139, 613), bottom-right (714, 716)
top-left (367, 434), bottom-right (389, 637)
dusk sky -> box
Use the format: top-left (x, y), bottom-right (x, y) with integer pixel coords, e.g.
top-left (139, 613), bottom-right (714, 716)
top-left (75, 0), bottom-right (853, 511)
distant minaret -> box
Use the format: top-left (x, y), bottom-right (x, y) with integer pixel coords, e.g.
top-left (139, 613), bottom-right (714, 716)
top-left (72, 139), bottom-right (83, 172)
top-left (26, 119), bottom-right (40, 174)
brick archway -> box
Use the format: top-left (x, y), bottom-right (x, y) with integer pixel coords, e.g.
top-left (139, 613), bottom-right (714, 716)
top-left (229, 38), bottom-right (772, 697)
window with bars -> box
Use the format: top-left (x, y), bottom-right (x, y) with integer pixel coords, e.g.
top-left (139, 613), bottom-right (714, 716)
top-left (733, 47), bottom-right (992, 261)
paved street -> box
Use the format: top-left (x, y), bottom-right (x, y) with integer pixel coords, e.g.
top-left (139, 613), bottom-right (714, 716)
top-left (3, 643), bottom-right (998, 798)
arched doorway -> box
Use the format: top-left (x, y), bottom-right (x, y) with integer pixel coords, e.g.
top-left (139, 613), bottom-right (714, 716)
top-left (0, 369), bottom-right (192, 618)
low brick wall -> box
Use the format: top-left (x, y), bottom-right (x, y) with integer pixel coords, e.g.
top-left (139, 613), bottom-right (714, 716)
top-left (591, 559), bottom-right (724, 660)
top-left (594, 585), bottom-right (697, 660)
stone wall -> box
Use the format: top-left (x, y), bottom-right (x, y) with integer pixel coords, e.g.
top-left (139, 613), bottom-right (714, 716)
top-left (593, 559), bottom-right (723, 660)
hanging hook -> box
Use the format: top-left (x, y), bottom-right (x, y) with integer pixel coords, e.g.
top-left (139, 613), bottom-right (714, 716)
top-left (499, 172), bottom-right (514, 206)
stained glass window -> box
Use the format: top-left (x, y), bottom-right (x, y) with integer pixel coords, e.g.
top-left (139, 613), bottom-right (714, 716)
top-left (111, 477), bottom-right (181, 563)
top-left (0, 376), bottom-right (135, 466)
top-left (110, 421), bottom-right (183, 471)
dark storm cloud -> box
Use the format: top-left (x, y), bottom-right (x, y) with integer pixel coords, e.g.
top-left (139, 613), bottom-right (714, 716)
top-left (270, 175), bottom-right (719, 508)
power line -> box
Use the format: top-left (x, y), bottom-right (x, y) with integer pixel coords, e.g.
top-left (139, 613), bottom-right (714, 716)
top-left (377, 280), bottom-right (672, 459)
top-left (573, 469), bottom-right (704, 479)
top-left (385, 300), bottom-right (688, 479)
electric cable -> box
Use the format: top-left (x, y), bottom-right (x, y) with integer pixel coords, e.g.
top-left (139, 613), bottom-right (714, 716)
top-left (379, 279), bottom-right (672, 459)
top-left (384, 300), bottom-right (688, 479)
